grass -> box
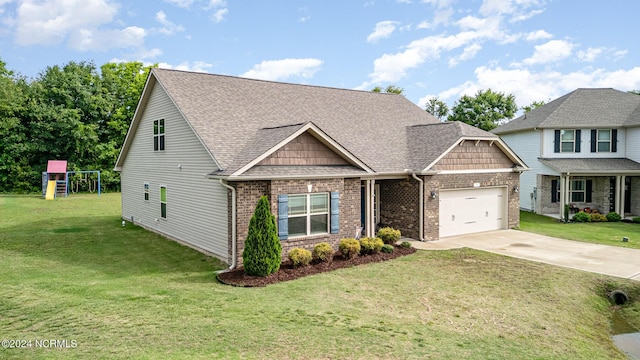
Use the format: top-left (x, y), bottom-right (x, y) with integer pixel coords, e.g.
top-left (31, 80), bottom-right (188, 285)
top-left (520, 211), bottom-right (640, 249)
top-left (1, 194), bottom-right (639, 359)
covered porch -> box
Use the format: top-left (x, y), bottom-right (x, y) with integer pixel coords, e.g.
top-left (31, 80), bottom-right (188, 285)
top-left (539, 158), bottom-right (640, 220)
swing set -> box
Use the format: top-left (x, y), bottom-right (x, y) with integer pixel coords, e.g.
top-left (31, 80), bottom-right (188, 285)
top-left (42, 160), bottom-right (101, 199)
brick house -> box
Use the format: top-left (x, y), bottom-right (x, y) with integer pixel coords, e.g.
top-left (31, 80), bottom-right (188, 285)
top-left (115, 68), bottom-right (527, 268)
top-left (493, 88), bottom-right (640, 219)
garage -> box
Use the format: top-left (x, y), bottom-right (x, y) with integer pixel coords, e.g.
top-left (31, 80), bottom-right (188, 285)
top-left (439, 187), bottom-right (507, 238)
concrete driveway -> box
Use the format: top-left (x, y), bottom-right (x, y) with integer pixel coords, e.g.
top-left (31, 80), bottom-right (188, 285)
top-left (409, 229), bottom-right (640, 281)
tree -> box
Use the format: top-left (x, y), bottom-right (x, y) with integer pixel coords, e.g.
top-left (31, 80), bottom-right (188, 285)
top-left (447, 89), bottom-right (517, 131)
top-left (424, 96), bottom-right (449, 121)
top-left (521, 100), bottom-right (545, 113)
top-left (242, 196), bottom-right (282, 276)
top-left (372, 85), bottom-right (404, 94)
top-left (629, 90), bottom-right (640, 95)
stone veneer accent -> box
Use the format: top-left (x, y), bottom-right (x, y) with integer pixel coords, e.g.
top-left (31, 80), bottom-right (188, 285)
top-left (227, 178), bottom-right (360, 266)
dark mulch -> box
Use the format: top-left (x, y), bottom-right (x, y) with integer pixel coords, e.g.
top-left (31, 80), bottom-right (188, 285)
top-left (217, 245), bottom-right (417, 287)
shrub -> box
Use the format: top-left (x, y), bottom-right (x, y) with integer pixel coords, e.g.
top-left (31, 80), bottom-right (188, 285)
top-left (242, 196), bottom-right (282, 276)
top-left (359, 237), bottom-right (384, 255)
top-left (632, 217), bottom-right (640, 224)
top-left (572, 211), bottom-right (591, 223)
top-left (339, 238), bottom-right (361, 259)
top-left (606, 212), bottom-right (622, 222)
top-left (377, 227), bottom-right (401, 244)
top-left (381, 244), bottom-right (394, 253)
top-left (590, 213), bottom-right (608, 222)
top-left (399, 241), bottom-right (412, 249)
top-left (288, 248), bottom-right (312, 267)
top-left (313, 242), bottom-right (334, 262)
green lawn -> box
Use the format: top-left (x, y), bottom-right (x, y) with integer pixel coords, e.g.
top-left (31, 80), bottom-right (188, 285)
top-left (520, 211), bottom-right (640, 249)
top-left (1, 194), bottom-right (639, 359)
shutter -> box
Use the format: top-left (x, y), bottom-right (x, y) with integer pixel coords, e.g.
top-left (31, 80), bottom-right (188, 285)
top-left (586, 180), bottom-right (592, 203)
top-left (554, 130), bottom-right (560, 153)
top-left (330, 191), bottom-right (340, 234)
top-left (575, 130), bottom-right (581, 152)
top-left (551, 179), bottom-right (558, 203)
top-left (590, 130), bottom-right (597, 152)
top-left (612, 129), bottom-right (618, 152)
top-left (277, 194), bottom-right (288, 240)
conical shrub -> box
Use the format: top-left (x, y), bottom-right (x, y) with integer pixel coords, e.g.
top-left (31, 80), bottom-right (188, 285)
top-left (242, 196), bottom-right (282, 276)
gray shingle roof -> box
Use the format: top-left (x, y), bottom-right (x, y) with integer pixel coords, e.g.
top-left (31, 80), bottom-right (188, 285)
top-left (129, 68), bottom-right (513, 176)
top-left (493, 88), bottom-right (640, 134)
top-left (539, 158), bottom-right (640, 174)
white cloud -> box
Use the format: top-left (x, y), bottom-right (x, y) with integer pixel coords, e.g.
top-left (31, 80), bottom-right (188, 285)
top-left (525, 29), bottom-right (552, 41)
top-left (448, 43), bottom-right (482, 67)
top-left (158, 60), bottom-right (214, 73)
top-left (241, 58), bottom-right (323, 81)
top-left (164, 0), bottom-right (194, 8)
top-left (577, 47), bottom-right (603, 62)
top-left (367, 21), bottom-right (400, 43)
top-left (155, 11), bottom-right (185, 36)
top-left (522, 39), bottom-right (574, 65)
top-left (211, 8), bottom-right (228, 23)
top-left (67, 25), bottom-right (146, 51)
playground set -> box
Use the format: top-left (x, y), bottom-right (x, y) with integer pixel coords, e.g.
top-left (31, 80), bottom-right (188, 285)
top-left (42, 160), bottom-right (101, 200)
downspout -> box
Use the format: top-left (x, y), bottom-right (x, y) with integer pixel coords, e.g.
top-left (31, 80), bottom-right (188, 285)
top-left (219, 179), bottom-right (237, 270)
top-left (411, 173), bottom-right (425, 241)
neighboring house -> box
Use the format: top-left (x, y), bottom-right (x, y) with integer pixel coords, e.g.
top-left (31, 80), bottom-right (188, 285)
top-left (493, 88), bottom-right (640, 219)
top-left (115, 68), bottom-right (526, 267)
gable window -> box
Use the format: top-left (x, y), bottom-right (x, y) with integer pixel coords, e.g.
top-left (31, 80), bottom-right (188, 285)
top-left (591, 129), bottom-right (618, 153)
top-left (144, 183), bottom-right (149, 201)
top-left (278, 192), bottom-right (339, 240)
top-left (554, 129), bottom-right (581, 153)
top-left (154, 119), bottom-right (165, 151)
top-left (160, 186), bottom-right (167, 218)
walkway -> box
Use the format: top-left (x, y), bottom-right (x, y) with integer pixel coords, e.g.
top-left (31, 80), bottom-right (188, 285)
top-left (409, 229), bottom-right (640, 281)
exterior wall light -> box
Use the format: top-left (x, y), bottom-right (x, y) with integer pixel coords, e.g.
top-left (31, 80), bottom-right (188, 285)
top-left (513, 185), bottom-right (519, 193)
top-left (430, 190), bottom-right (437, 199)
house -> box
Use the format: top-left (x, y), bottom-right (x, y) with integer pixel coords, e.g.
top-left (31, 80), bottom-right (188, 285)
top-left (115, 68), bottom-right (526, 267)
top-left (492, 88), bottom-right (640, 219)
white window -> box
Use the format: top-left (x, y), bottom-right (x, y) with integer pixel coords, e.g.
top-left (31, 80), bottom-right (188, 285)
top-left (560, 130), bottom-right (575, 152)
top-left (287, 193), bottom-right (329, 237)
top-left (144, 183), bottom-right (149, 201)
top-left (597, 129), bottom-right (611, 152)
top-left (160, 186), bottom-right (167, 218)
top-left (570, 180), bottom-right (585, 203)
top-left (154, 119), bottom-right (165, 151)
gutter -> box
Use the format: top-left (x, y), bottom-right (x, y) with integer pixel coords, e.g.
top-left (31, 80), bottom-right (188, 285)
top-left (218, 179), bottom-right (237, 271)
top-left (411, 172), bottom-right (426, 241)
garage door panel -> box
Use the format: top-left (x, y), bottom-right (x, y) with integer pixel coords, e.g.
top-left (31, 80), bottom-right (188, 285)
top-left (439, 187), bottom-right (506, 238)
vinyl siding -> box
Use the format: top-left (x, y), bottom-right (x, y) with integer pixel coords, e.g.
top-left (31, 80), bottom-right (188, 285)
top-left (542, 128), bottom-right (626, 158)
top-left (626, 127), bottom-right (640, 162)
top-left (120, 83), bottom-right (229, 260)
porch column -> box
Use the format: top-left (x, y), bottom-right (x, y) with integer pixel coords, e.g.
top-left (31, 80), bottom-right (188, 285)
top-left (620, 175), bottom-right (626, 215)
top-left (559, 174), bottom-right (568, 220)
top-left (369, 179), bottom-right (376, 237)
top-left (615, 176), bottom-right (622, 215)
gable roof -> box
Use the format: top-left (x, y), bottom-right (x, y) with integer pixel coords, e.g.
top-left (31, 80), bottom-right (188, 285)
top-left (116, 68), bottom-right (524, 176)
top-left (492, 88), bottom-right (640, 135)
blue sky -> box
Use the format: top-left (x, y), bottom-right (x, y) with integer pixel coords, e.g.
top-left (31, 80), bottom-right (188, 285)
top-left (1, 0), bottom-right (639, 110)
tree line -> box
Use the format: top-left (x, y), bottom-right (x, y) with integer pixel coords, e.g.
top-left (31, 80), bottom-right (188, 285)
top-left (0, 59), bottom-right (155, 193)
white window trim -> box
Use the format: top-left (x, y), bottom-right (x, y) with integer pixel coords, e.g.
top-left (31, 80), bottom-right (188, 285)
top-left (160, 185), bottom-right (167, 219)
top-left (144, 182), bottom-right (149, 201)
top-left (287, 193), bottom-right (329, 238)
top-left (596, 129), bottom-right (612, 152)
top-left (570, 179), bottom-right (586, 203)
top-left (560, 129), bottom-right (575, 153)
top-left (154, 119), bottom-right (165, 151)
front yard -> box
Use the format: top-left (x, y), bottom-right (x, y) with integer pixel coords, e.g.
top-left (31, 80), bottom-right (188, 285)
top-left (1, 194), bottom-right (639, 359)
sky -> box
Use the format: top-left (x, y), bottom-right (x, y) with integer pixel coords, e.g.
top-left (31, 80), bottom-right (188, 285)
top-left (1, 0), bottom-right (640, 110)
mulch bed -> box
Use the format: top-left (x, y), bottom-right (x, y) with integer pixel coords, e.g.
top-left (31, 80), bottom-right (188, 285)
top-left (217, 245), bottom-right (417, 287)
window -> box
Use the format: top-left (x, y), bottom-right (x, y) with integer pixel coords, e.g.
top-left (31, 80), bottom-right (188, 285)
top-left (570, 180), bottom-right (585, 202)
top-left (560, 130), bottom-right (575, 152)
top-left (154, 119), bottom-right (165, 151)
top-left (287, 193), bottom-right (329, 237)
top-left (591, 129), bottom-right (617, 153)
top-left (160, 186), bottom-right (167, 218)
top-left (278, 192), bottom-right (339, 240)
top-left (597, 130), bottom-right (611, 152)
top-left (144, 183), bottom-right (149, 201)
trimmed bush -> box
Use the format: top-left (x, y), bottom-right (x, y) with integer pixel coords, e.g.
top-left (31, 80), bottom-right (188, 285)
top-left (288, 248), bottom-right (312, 267)
top-left (572, 211), bottom-right (591, 223)
top-left (606, 212), bottom-right (622, 222)
top-left (313, 242), bottom-right (334, 262)
top-left (339, 238), bottom-right (361, 259)
top-left (590, 213), bottom-right (608, 222)
top-left (399, 241), bottom-right (412, 249)
top-left (359, 237), bottom-right (384, 255)
top-left (377, 227), bottom-right (401, 244)
top-left (381, 244), bottom-right (394, 253)
top-left (632, 217), bottom-right (640, 224)
top-left (242, 196), bottom-right (282, 276)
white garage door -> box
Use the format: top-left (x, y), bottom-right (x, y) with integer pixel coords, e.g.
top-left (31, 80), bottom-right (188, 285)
top-left (439, 187), bottom-right (506, 238)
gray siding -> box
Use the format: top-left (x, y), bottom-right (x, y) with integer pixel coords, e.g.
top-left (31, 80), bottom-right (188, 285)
top-left (120, 83), bottom-right (229, 260)
top-left (500, 131), bottom-right (541, 211)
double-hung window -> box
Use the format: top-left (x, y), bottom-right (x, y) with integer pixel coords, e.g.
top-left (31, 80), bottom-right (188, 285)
top-left (160, 186), bottom-right (167, 218)
top-left (570, 180), bottom-right (585, 202)
top-left (154, 119), bottom-right (165, 151)
top-left (596, 130), bottom-right (611, 152)
top-left (287, 193), bottom-right (329, 237)
top-left (560, 130), bottom-right (575, 152)
top-left (144, 183), bottom-right (149, 201)
top-left (591, 129), bottom-right (617, 153)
